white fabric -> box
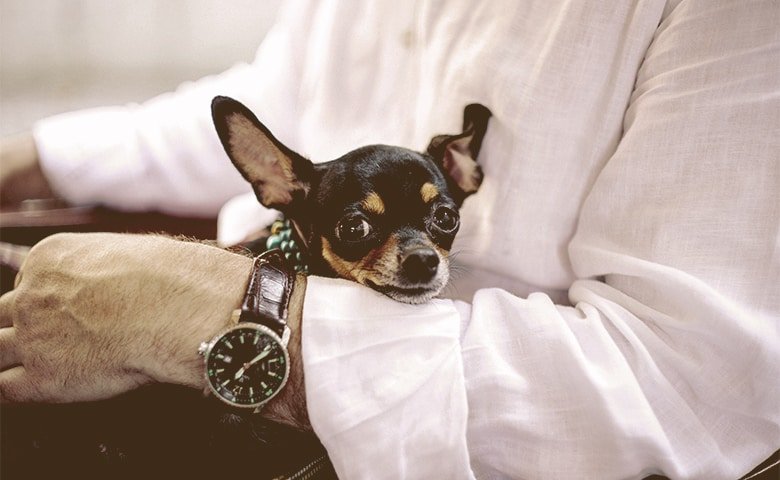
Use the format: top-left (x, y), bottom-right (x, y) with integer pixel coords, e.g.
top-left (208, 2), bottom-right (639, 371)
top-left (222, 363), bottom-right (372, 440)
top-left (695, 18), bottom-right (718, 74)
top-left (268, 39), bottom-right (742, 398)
top-left (33, 0), bottom-right (779, 478)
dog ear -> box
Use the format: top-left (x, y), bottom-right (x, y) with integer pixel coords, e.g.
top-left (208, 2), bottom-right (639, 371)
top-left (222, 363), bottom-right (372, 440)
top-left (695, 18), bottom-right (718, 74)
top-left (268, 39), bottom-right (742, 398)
top-left (211, 96), bottom-right (314, 213)
top-left (426, 104), bottom-right (492, 204)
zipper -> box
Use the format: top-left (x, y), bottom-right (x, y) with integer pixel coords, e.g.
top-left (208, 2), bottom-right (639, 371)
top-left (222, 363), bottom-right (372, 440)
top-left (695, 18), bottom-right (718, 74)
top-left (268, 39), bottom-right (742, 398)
top-left (282, 454), bottom-right (332, 480)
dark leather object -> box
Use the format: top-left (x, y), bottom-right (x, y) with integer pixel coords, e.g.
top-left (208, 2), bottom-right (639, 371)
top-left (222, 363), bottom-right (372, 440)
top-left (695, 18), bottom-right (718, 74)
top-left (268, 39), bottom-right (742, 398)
top-left (240, 249), bottom-right (294, 337)
top-left (1, 384), bottom-right (334, 480)
top-left (643, 449), bottom-right (779, 479)
top-left (0, 200), bottom-right (217, 248)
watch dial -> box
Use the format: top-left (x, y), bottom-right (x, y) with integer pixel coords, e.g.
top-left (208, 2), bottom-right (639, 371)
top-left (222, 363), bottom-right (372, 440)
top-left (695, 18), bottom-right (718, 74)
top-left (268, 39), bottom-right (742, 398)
top-left (205, 325), bottom-right (289, 407)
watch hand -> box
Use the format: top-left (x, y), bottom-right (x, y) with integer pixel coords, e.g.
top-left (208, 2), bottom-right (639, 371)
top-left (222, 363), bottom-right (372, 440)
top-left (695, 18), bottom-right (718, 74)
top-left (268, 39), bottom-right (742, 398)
top-left (233, 366), bottom-right (245, 380)
top-left (247, 345), bottom-right (272, 367)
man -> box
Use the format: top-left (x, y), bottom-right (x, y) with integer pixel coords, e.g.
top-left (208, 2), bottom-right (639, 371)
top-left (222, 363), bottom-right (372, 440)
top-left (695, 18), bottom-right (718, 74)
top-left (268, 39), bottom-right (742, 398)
top-left (1, 0), bottom-right (778, 478)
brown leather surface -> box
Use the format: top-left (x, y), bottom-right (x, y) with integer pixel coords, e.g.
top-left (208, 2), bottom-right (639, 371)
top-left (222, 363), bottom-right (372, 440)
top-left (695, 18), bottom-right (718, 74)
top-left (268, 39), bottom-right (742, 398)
top-left (642, 449), bottom-right (780, 479)
top-left (239, 249), bottom-right (294, 337)
top-left (0, 202), bottom-right (218, 248)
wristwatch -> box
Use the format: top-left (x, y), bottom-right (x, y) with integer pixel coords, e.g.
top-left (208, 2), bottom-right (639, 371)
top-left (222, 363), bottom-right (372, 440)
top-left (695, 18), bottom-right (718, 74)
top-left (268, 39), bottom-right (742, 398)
top-left (198, 250), bottom-right (294, 410)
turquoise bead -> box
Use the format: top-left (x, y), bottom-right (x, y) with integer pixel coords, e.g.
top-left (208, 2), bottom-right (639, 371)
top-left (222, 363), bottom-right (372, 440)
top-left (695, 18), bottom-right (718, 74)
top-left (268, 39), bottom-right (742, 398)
top-left (266, 236), bottom-right (282, 250)
top-left (263, 216), bottom-right (309, 273)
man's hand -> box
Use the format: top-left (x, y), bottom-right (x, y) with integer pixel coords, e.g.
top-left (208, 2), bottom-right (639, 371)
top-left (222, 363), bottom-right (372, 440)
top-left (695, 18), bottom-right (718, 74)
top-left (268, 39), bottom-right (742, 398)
top-left (0, 133), bottom-right (56, 207)
top-left (0, 233), bottom-right (309, 428)
top-left (0, 233), bottom-right (254, 403)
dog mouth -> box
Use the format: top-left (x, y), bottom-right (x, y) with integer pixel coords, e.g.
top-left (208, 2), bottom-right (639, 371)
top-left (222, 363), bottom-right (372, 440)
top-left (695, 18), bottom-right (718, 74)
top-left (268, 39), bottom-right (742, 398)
top-left (366, 280), bottom-right (444, 304)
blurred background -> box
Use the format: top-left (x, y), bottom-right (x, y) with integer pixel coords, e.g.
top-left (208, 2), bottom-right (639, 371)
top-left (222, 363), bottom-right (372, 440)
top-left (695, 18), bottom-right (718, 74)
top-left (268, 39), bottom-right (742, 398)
top-left (0, 0), bottom-right (283, 136)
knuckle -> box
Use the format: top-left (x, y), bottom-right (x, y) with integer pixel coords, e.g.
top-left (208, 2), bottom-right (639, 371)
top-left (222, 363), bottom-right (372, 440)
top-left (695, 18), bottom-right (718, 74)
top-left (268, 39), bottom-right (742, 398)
top-left (28, 232), bottom-right (75, 258)
top-left (24, 239), bottom-right (58, 272)
top-left (9, 278), bottom-right (36, 305)
top-left (22, 232), bottom-right (85, 282)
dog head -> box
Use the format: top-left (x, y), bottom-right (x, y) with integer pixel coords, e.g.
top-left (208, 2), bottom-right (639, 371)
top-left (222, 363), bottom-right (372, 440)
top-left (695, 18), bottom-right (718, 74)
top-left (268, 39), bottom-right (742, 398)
top-left (212, 96), bottom-right (490, 304)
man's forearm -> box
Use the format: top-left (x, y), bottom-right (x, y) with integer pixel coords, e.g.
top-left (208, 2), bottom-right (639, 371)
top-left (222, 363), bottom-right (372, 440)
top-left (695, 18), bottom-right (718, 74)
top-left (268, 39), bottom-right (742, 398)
top-left (173, 270), bottom-right (310, 430)
top-left (0, 233), bottom-right (309, 433)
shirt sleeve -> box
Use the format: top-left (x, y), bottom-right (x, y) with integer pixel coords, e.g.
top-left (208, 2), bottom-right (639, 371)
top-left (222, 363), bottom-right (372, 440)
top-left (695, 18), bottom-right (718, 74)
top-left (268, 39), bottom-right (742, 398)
top-left (303, 230), bottom-right (778, 480)
top-left (301, 2), bottom-right (780, 478)
top-left (32, 1), bottom-right (312, 217)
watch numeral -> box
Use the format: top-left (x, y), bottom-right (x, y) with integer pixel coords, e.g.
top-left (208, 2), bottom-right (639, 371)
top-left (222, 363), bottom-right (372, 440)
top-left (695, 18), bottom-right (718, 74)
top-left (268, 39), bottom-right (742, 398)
top-left (215, 353), bottom-right (232, 363)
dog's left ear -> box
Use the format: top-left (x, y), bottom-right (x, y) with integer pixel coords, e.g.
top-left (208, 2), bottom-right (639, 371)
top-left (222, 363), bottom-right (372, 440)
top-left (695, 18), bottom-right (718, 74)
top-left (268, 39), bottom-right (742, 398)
top-left (427, 104), bottom-right (492, 205)
top-left (211, 96), bottom-right (314, 214)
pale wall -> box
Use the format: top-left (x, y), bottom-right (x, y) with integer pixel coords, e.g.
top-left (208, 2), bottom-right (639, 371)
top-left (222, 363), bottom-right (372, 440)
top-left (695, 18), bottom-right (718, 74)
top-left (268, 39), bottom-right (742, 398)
top-left (0, 0), bottom-right (282, 135)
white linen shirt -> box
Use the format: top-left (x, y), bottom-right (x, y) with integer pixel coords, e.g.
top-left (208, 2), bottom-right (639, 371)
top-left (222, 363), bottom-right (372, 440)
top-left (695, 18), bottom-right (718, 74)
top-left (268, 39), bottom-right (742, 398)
top-left (33, 0), bottom-right (780, 478)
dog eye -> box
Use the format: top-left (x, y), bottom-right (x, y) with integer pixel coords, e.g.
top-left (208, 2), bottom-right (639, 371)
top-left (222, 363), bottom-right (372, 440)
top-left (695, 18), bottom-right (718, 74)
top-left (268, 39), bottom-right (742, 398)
top-left (432, 205), bottom-right (459, 233)
top-left (336, 215), bottom-right (373, 242)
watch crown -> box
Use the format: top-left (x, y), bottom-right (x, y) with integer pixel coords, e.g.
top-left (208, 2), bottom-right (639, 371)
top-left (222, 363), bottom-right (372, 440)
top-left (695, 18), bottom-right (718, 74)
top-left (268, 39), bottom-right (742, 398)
top-left (198, 341), bottom-right (209, 357)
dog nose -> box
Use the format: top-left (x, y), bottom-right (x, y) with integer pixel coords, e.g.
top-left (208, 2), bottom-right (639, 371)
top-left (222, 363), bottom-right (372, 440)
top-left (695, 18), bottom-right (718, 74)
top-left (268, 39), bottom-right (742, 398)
top-left (401, 247), bottom-right (439, 283)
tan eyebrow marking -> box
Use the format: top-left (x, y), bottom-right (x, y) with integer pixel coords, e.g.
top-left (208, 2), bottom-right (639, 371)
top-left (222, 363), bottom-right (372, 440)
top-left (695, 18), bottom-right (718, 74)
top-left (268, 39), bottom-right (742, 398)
top-left (362, 191), bottom-right (386, 215)
top-left (420, 182), bottom-right (439, 203)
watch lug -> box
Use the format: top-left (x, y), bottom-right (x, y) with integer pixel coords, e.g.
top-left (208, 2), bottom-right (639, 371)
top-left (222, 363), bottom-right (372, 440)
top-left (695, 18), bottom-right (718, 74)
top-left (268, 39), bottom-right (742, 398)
top-left (281, 327), bottom-right (291, 347)
top-left (198, 341), bottom-right (209, 357)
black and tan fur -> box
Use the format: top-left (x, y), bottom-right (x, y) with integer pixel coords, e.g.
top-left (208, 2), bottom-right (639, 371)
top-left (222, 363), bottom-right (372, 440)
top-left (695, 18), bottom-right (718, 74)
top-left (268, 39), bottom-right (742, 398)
top-left (212, 97), bottom-right (491, 304)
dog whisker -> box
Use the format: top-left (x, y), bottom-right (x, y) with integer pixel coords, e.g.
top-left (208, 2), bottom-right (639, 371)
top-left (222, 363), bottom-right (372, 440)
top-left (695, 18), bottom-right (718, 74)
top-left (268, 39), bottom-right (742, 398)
top-left (440, 283), bottom-right (460, 299)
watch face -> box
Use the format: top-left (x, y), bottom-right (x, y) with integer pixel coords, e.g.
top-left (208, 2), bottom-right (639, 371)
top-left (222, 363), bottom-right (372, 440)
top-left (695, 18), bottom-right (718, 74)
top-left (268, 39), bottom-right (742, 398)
top-left (204, 324), bottom-right (290, 408)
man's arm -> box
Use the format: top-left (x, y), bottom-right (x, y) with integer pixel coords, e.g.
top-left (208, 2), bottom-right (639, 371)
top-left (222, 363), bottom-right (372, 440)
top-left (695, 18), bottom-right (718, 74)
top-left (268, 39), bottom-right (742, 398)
top-left (2, 2), bottom-right (778, 479)
top-left (0, 1), bottom-right (314, 217)
top-left (0, 233), bottom-right (309, 429)
top-left (299, 2), bottom-right (780, 479)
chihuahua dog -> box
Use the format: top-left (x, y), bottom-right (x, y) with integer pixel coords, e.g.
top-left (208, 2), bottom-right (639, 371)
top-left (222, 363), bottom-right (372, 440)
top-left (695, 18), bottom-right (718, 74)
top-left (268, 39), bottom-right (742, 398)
top-left (211, 96), bottom-right (491, 304)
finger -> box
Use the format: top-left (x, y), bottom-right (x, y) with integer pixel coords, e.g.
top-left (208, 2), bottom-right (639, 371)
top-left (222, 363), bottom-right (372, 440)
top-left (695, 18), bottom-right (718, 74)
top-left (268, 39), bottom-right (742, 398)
top-left (0, 366), bottom-right (40, 403)
top-left (0, 327), bottom-right (19, 369)
top-left (0, 290), bottom-right (14, 327)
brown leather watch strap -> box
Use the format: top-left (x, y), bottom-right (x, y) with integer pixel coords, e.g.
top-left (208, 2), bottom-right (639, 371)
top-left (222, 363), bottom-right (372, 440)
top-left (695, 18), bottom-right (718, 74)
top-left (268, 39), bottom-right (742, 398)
top-left (239, 249), bottom-right (295, 338)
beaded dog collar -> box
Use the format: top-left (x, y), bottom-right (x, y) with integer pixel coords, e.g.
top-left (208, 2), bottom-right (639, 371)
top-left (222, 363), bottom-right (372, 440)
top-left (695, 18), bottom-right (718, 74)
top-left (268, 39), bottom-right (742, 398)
top-left (263, 218), bottom-right (309, 274)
